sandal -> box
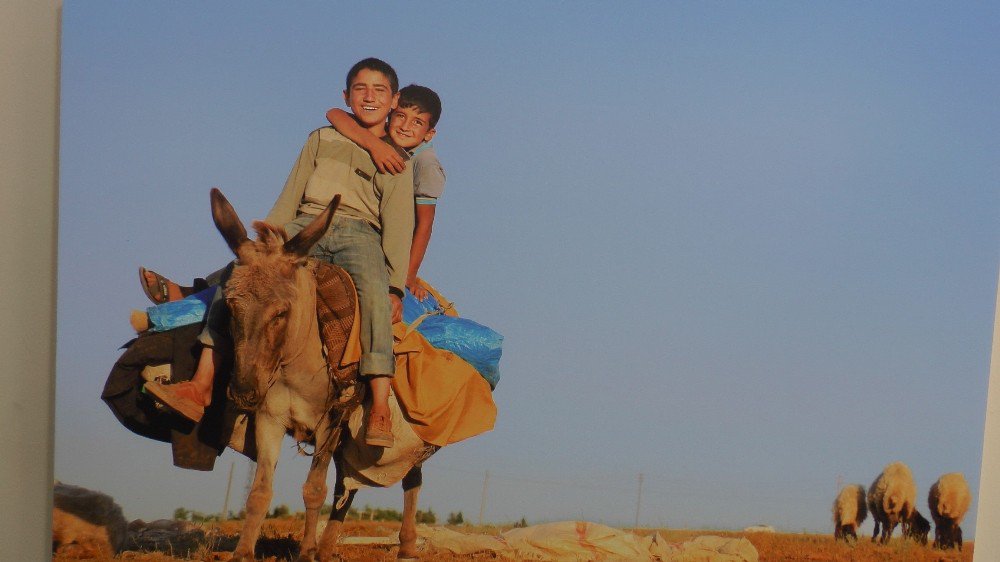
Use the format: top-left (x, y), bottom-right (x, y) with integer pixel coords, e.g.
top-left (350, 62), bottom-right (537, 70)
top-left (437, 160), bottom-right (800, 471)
top-left (139, 267), bottom-right (172, 305)
top-left (139, 267), bottom-right (209, 305)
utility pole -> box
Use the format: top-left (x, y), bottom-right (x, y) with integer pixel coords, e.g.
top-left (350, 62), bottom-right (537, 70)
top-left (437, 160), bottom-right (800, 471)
top-left (479, 470), bottom-right (490, 526)
top-left (634, 473), bottom-right (644, 530)
top-left (222, 461), bottom-right (235, 520)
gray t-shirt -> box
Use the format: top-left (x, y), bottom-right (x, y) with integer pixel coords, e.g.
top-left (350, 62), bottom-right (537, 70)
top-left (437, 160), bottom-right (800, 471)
top-left (411, 144), bottom-right (446, 203)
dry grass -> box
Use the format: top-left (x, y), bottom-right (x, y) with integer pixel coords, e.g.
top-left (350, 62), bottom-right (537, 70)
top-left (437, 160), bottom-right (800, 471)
top-left (53, 519), bottom-right (974, 561)
top-left (676, 529), bottom-right (972, 562)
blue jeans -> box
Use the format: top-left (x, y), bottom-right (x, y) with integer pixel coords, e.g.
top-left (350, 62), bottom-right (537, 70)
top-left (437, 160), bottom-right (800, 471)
top-left (285, 214), bottom-right (395, 376)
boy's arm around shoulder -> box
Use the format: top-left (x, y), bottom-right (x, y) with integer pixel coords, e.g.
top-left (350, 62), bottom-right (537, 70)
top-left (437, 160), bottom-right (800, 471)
top-left (326, 108), bottom-right (406, 175)
top-left (265, 128), bottom-right (322, 226)
top-left (378, 165), bottom-right (415, 296)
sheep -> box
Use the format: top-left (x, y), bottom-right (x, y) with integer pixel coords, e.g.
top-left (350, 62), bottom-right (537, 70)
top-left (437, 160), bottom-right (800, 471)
top-left (832, 484), bottom-right (868, 541)
top-left (867, 461), bottom-right (917, 544)
top-left (904, 509), bottom-right (930, 545)
top-left (928, 472), bottom-right (972, 550)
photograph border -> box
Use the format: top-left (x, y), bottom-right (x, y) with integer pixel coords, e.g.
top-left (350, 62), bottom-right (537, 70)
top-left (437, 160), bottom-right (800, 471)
top-left (0, 1), bottom-right (59, 560)
top-left (973, 273), bottom-right (1000, 557)
top-left (3, 2), bottom-right (998, 560)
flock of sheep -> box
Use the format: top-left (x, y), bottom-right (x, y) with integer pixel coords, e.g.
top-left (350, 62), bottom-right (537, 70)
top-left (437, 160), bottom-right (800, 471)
top-left (832, 461), bottom-right (972, 550)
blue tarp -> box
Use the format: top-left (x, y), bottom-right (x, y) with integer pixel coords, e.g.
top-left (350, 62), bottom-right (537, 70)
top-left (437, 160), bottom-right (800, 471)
top-left (403, 290), bottom-right (503, 389)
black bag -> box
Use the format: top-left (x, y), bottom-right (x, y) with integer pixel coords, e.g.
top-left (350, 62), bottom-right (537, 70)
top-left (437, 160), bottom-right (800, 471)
top-left (101, 323), bottom-right (242, 470)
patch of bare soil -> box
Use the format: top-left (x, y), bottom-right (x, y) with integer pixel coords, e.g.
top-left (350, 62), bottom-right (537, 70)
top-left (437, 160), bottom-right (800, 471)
top-left (53, 519), bottom-right (974, 561)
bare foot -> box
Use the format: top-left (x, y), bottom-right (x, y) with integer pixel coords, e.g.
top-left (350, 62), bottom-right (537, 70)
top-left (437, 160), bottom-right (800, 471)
top-left (129, 309), bottom-right (150, 332)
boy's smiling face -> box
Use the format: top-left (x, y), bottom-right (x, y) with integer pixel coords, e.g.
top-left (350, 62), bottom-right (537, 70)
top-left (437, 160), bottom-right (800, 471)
top-left (343, 68), bottom-right (399, 132)
top-left (388, 105), bottom-right (436, 150)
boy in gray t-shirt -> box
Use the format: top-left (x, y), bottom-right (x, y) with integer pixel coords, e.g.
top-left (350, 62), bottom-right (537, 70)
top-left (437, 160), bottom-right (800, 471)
top-left (326, 84), bottom-right (445, 301)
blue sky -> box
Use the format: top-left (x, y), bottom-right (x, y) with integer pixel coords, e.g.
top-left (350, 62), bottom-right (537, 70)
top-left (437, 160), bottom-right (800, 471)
top-left (56, 1), bottom-right (998, 534)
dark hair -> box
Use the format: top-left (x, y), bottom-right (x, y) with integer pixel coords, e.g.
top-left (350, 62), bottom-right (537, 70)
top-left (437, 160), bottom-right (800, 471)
top-left (345, 57), bottom-right (399, 93)
top-left (397, 84), bottom-right (442, 128)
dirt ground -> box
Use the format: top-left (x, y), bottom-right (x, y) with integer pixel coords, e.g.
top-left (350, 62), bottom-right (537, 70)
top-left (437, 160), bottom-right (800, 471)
top-left (53, 519), bottom-right (975, 561)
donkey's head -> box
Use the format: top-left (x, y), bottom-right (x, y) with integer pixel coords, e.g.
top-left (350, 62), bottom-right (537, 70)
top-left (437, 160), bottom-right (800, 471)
top-left (210, 188), bottom-right (339, 411)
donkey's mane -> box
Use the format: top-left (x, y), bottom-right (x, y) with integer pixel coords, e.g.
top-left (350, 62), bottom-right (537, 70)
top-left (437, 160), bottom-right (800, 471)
top-left (251, 220), bottom-right (289, 246)
top-left (226, 221), bottom-right (304, 300)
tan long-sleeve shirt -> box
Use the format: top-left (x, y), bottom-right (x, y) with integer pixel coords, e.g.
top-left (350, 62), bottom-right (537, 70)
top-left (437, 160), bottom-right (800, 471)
top-left (266, 127), bottom-right (414, 293)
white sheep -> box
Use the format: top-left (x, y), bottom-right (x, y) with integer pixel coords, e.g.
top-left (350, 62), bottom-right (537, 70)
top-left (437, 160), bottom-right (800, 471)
top-left (928, 472), bottom-right (972, 550)
top-left (832, 484), bottom-right (868, 541)
top-left (867, 461), bottom-right (917, 544)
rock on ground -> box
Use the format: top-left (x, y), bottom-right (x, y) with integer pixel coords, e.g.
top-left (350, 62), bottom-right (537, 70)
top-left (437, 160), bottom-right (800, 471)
top-left (52, 481), bottom-right (128, 558)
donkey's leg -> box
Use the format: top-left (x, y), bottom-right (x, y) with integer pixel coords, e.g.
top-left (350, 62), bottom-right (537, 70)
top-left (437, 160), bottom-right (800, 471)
top-left (298, 424), bottom-right (339, 562)
top-left (397, 466), bottom-right (423, 560)
top-left (317, 456), bottom-right (357, 562)
top-left (232, 418), bottom-right (284, 562)
top-left (296, 448), bottom-right (332, 562)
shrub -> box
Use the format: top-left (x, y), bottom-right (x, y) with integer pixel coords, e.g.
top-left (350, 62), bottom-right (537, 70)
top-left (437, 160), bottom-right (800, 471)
top-left (416, 509), bottom-right (436, 524)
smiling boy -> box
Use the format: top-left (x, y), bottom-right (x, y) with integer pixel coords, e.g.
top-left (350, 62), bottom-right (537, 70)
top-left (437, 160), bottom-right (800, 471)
top-left (262, 58), bottom-right (414, 448)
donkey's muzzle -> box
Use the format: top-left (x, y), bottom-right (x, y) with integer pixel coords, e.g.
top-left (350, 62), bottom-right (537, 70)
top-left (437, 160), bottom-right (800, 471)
top-left (227, 380), bottom-right (261, 411)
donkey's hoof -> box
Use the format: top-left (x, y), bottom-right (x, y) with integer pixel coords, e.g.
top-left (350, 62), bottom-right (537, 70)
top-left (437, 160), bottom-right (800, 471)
top-left (397, 548), bottom-right (420, 561)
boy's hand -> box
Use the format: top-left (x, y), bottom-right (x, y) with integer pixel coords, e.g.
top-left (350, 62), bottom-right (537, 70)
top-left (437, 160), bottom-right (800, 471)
top-left (367, 142), bottom-right (407, 175)
top-left (390, 293), bottom-right (403, 324)
top-left (406, 279), bottom-right (429, 302)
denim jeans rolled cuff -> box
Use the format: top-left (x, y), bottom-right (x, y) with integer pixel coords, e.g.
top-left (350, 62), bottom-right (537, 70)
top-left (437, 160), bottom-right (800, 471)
top-left (359, 352), bottom-right (396, 377)
top-left (285, 214), bottom-right (395, 379)
top-left (197, 321), bottom-right (221, 348)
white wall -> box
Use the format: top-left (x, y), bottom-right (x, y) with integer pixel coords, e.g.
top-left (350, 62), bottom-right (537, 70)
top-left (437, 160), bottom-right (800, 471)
top-left (0, 1), bottom-right (60, 560)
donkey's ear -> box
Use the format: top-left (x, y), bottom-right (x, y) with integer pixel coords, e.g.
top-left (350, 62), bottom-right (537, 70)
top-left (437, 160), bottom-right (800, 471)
top-left (210, 188), bottom-right (249, 255)
top-left (285, 195), bottom-right (340, 258)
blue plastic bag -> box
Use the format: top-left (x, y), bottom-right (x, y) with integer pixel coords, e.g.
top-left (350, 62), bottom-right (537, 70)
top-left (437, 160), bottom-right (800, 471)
top-left (145, 287), bottom-right (216, 332)
top-left (403, 290), bottom-right (503, 389)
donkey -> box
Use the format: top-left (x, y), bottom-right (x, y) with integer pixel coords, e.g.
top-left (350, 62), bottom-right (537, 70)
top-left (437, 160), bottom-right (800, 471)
top-left (209, 188), bottom-right (424, 561)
